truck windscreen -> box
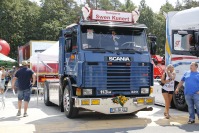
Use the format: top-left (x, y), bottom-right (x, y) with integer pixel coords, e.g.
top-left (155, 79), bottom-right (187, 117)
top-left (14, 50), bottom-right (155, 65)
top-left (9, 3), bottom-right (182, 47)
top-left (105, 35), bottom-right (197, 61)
top-left (81, 25), bottom-right (148, 52)
top-left (173, 33), bottom-right (193, 51)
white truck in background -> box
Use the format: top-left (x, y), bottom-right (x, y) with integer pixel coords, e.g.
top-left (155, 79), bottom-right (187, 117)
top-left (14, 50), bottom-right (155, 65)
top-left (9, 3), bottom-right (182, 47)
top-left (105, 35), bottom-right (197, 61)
top-left (153, 7), bottom-right (199, 110)
top-left (18, 40), bottom-right (59, 91)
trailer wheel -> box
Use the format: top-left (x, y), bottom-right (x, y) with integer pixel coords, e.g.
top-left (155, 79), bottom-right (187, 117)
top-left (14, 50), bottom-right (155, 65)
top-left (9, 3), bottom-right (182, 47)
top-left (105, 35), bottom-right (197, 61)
top-left (173, 86), bottom-right (187, 111)
top-left (63, 85), bottom-right (79, 118)
top-left (44, 81), bottom-right (53, 106)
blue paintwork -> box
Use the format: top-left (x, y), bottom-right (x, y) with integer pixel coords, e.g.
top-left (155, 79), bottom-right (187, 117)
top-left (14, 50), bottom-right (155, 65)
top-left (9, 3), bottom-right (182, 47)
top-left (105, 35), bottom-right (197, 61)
top-left (59, 22), bottom-right (153, 96)
top-left (165, 13), bottom-right (171, 66)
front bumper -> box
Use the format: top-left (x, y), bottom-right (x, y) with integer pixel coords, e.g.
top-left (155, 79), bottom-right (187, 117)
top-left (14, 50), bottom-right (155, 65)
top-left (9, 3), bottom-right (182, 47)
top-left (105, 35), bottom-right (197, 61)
top-left (74, 96), bottom-right (154, 114)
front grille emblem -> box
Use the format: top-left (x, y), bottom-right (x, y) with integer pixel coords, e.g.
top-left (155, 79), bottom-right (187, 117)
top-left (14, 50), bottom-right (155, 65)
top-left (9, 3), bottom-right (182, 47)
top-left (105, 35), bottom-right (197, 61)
top-left (142, 63), bottom-right (145, 66)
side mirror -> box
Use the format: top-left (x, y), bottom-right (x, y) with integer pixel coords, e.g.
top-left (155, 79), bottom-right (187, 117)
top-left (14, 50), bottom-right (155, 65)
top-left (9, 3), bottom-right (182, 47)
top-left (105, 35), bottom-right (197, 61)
top-left (64, 30), bottom-right (72, 39)
top-left (147, 34), bottom-right (157, 55)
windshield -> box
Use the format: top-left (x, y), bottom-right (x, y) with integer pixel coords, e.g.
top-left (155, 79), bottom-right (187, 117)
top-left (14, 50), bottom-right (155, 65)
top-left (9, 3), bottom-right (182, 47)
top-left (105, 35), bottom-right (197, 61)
top-left (81, 25), bottom-right (148, 52)
top-left (173, 33), bottom-right (193, 51)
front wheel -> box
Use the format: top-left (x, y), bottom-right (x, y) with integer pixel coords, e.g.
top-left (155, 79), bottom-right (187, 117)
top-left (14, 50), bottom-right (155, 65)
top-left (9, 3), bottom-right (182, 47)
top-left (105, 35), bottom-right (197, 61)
top-left (63, 85), bottom-right (79, 118)
top-left (173, 86), bottom-right (187, 111)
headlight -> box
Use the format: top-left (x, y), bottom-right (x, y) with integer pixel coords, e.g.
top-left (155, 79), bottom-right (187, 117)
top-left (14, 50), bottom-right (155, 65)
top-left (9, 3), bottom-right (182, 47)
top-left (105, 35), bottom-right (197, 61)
top-left (83, 89), bottom-right (93, 95)
top-left (141, 88), bottom-right (149, 94)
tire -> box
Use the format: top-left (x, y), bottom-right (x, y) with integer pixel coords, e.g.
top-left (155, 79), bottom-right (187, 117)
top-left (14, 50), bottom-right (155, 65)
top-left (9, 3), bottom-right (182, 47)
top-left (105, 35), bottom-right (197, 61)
top-left (44, 81), bottom-right (53, 106)
top-left (60, 86), bottom-right (64, 112)
top-left (63, 85), bottom-right (79, 118)
top-left (173, 86), bottom-right (187, 111)
top-left (170, 81), bottom-right (178, 108)
top-left (31, 89), bottom-right (36, 94)
top-left (155, 76), bottom-right (160, 79)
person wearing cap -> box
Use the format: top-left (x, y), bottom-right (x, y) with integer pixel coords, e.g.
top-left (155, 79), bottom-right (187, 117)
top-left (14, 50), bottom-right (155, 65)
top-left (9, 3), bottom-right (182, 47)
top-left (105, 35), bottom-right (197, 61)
top-left (12, 61), bottom-right (36, 117)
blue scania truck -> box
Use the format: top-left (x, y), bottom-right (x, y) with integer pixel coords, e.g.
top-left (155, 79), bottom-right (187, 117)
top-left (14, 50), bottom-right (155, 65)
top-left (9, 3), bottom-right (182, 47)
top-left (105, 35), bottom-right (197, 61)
top-left (44, 9), bottom-right (154, 118)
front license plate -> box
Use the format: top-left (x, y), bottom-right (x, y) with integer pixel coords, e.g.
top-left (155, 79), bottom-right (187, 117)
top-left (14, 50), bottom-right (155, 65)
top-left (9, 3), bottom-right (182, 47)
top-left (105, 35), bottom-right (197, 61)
top-left (110, 107), bottom-right (128, 113)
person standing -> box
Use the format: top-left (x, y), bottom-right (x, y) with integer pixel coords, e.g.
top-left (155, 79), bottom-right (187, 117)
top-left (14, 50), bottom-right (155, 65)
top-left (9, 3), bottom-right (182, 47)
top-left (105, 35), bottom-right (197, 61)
top-left (12, 61), bottom-right (36, 117)
top-left (161, 64), bottom-right (176, 119)
top-left (9, 66), bottom-right (16, 87)
top-left (4, 69), bottom-right (11, 91)
top-left (0, 67), bottom-right (3, 94)
top-left (175, 62), bottom-right (199, 124)
top-left (1, 66), bottom-right (6, 90)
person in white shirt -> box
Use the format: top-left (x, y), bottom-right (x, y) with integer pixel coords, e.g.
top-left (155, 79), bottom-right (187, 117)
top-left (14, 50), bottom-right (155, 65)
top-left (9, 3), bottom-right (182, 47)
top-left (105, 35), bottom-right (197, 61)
top-left (161, 64), bottom-right (176, 119)
top-left (0, 67), bottom-right (3, 94)
top-left (1, 66), bottom-right (6, 90)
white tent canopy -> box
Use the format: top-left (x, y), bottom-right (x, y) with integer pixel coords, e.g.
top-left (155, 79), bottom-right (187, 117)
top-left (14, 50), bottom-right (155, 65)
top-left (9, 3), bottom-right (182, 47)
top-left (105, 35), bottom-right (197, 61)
top-left (29, 41), bottom-right (59, 105)
top-left (0, 53), bottom-right (16, 62)
top-left (30, 41), bottom-right (59, 63)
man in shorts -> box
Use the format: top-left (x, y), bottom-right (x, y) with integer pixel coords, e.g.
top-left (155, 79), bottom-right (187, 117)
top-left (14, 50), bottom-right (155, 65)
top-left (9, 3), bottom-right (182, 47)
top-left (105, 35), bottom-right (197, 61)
top-left (12, 61), bottom-right (36, 117)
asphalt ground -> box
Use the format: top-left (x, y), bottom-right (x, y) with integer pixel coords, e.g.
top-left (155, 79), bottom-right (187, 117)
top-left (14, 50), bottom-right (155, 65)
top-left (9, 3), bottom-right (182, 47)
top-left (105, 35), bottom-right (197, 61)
top-left (0, 89), bottom-right (199, 133)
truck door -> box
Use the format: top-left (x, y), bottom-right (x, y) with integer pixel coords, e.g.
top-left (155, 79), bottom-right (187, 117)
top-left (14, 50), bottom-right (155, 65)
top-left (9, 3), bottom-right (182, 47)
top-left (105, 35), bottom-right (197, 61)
top-left (65, 30), bottom-right (78, 75)
top-left (59, 37), bottom-right (65, 75)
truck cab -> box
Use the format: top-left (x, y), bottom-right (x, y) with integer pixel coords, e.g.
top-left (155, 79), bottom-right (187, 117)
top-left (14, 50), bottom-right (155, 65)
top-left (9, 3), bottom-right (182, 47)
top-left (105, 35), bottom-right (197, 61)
top-left (44, 8), bottom-right (154, 118)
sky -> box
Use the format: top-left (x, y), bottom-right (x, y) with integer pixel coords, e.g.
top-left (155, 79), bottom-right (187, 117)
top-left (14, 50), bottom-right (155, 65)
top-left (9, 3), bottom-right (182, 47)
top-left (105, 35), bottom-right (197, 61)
top-left (31, 0), bottom-right (181, 13)
top-left (76, 0), bottom-right (180, 13)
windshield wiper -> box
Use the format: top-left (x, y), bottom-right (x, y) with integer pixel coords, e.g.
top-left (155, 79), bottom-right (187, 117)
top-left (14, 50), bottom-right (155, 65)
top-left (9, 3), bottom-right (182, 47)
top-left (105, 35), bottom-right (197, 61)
top-left (85, 48), bottom-right (114, 53)
top-left (85, 47), bottom-right (105, 50)
top-left (118, 48), bottom-right (142, 54)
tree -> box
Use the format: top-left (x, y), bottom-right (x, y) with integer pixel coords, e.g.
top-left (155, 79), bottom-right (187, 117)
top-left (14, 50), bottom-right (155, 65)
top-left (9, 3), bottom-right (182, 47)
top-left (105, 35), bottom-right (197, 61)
top-left (39, 0), bottom-right (81, 40)
top-left (183, 0), bottom-right (199, 9)
top-left (153, 14), bottom-right (166, 55)
top-left (139, 0), bottom-right (154, 32)
top-left (139, 0), bottom-right (166, 55)
top-left (97, 0), bottom-right (114, 10)
top-left (21, 0), bottom-right (41, 42)
top-left (175, 0), bottom-right (184, 11)
top-left (0, 0), bottom-right (198, 59)
top-left (120, 0), bottom-right (136, 12)
top-left (140, 0), bottom-right (147, 9)
top-left (0, 0), bottom-right (40, 59)
top-left (160, 1), bottom-right (174, 14)
top-left (110, 0), bottom-right (122, 11)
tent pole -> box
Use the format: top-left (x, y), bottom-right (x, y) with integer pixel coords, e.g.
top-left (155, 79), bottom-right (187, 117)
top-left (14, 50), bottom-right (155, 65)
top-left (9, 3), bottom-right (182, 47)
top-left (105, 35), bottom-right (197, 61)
top-left (36, 56), bottom-right (39, 106)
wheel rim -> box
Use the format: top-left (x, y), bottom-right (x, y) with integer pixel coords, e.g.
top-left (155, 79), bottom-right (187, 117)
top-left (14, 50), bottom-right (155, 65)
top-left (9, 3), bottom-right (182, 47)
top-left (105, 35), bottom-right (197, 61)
top-left (63, 89), bottom-right (70, 112)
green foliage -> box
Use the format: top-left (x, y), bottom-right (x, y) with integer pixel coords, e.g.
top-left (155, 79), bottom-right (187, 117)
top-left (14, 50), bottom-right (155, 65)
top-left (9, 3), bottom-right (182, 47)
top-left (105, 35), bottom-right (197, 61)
top-left (0, 0), bottom-right (198, 58)
top-left (120, 0), bottom-right (136, 12)
top-left (175, 0), bottom-right (184, 11)
top-left (183, 0), bottom-right (199, 9)
top-left (0, 0), bottom-right (40, 59)
top-left (160, 1), bottom-right (175, 14)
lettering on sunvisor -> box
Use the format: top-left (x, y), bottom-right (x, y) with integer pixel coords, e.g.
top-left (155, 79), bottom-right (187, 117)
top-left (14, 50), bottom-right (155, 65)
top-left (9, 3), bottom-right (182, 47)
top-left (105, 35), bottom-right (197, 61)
top-left (107, 57), bottom-right (131, 61)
